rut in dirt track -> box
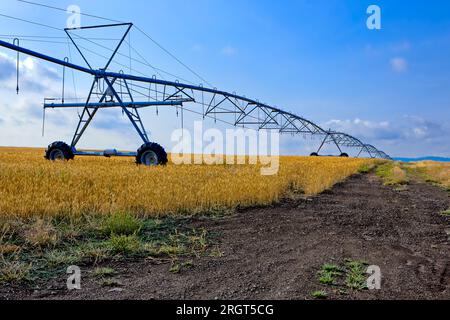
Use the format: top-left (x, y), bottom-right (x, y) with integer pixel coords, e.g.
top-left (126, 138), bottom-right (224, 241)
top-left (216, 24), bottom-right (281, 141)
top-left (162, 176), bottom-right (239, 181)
top-left (11, 173), bottom-right (450, 300)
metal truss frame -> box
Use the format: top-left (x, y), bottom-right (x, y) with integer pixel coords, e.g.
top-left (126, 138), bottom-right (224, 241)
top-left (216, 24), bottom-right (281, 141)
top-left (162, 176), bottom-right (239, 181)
top-left (0, 23), bottom-right (391, 160)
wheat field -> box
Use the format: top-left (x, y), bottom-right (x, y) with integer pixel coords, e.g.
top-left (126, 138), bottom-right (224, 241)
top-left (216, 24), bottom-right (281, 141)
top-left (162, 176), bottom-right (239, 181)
top-left (0, 147), bottom-right (378, 217)
top-left (407, 161), bottom-right (450, 188)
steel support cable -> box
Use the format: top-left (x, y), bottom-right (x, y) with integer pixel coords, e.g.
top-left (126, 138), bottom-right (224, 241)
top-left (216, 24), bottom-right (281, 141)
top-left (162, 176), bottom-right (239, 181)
top-left (133, 25), bottom-right (213, 88)
top-left (127, 82), bottom-right (165, 101)
top-left (0, 34), bottom-right (120, 41)
top-left (0, 11), bottom-right (65, 104)
top-left (6, 3), bottom-right (390, 158)
top-left (124, 41), bottom-right (166, 81)
top-left (16, 0), bottom-right (214, 87)
top-left (125, 82), bottom-right (271, 130)
top-left (183, 105), bottom-right (305, 135)
top-left (7, 3), bottom-right (253, 133)
top-left (177, 105), bottom-right (254, 130)
top-left (0, 37), bottom-right (66, 44)
top-left (128, 79), bottom-right (189, 103)
top-left (128, 32), bottom-right (133, 95)
top-left (67, 30), bottom-right (195, 85)
top-left (68, 31), bottom-right (175, 80)
top-left (0, 19), bottom-right (325, 136)
top-left (127, 86), bottom-right (156, 102)
top-left (3, 3), bottom-right (335, 142)
top-left (329, 132), bottom-right (365, 147)
top-left (186, 91), bottom-right (319, 133)
top-left (73, 42), bottom-right (152, 79)
top-left (16, 0), bottom-right (122, 23)
top-left (324, 132), bottom-right (375, 155)
top-left (66, 40), bottom-right (78, 104)
top-left (126, 43), bottom-right (196, 84)
top-left (67, 31), bottom-right (144, 67)
top-left (115, 84), bottom-right (149, 101)
top-left (62, 57), bottom-right (68, 103)
top-left (0, 13), bottom-right (61, 31)
top-left (128, 82), bottom-right (320, 135)
top-left (13, 38), bottom-right (19, 94)
top-left (25, 38), bottom-right (333, 144)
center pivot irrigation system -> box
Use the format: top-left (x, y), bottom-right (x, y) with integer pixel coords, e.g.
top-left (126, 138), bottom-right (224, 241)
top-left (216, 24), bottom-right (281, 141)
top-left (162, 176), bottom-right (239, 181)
top-left (0, 20), bottom-right (392, 165)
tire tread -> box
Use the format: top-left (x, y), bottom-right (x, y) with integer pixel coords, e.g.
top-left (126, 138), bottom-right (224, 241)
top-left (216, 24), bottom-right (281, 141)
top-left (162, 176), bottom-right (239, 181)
top-left (136, 142), bottom-right (168, 166)
top-left (45, 141), bottom-right (74, 161)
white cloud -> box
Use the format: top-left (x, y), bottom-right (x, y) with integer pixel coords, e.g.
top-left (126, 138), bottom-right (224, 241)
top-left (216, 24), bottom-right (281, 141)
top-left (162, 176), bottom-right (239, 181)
top-left (325, 116), bottom-right (447, 141)
top-left (390, 57), bottom-right (408, 73)
top-left (324, 118), bottom-right (399, 141)
top-left (1, 51), bottom-right (447, 158)
top-left (0, 52), bottom-right (60, 92)
top-left (22, 57), bottom-right (35, 70)
top-left (221, 46), bottom-right (237, 56)
top-left (0, 51), bottom-right (138, 149)
top-left (324, 116), bottom-right (450, 157)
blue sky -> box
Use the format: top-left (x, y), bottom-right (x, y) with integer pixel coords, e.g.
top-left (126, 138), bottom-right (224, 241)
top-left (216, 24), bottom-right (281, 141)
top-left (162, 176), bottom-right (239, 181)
top-left (0, 0), bottom-right (449, 157)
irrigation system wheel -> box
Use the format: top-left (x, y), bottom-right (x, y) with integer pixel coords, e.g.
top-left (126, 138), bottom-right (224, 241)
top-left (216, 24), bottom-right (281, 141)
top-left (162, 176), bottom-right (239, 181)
top-left (310, 152), bottom-right (319, 157)
top-left (136, 142), bottom-right (168, 166)
top-left (340, 153), bottom-right (349, 158)
top-left (45, 141), bottom-right (75, 161)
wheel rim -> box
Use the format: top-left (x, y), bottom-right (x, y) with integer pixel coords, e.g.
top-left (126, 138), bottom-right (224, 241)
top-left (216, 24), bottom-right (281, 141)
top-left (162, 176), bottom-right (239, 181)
top-left (49, 149), bottom-right (65, 161)
top-left (141, 151), bottom-right (159, 166)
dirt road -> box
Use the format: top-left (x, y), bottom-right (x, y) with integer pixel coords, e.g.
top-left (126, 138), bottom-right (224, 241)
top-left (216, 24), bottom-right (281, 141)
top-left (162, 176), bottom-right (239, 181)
top-left (4, 173), bottom-right (450, 300)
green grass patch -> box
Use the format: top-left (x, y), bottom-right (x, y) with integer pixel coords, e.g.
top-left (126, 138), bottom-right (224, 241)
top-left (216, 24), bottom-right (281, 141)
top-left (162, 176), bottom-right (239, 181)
top-left (313, 259), bottom-right (369, 295)
top-left (375, 162), bottom-right (393, 178)
top-left (23, 218), bottom-right (59, 248)
top-left (76, 242), bottom-right (111, 265)
top-left (376, 163), bottom-right (409, 186)
top-left (94, 267), bottom-right (116, 278)
top-left (158, 244), bottom-right (186, 256)
top-left (358, 164), bottom-right (375, 174)
top-left (0, 258), bottom-right (32, 283)
top-left (345, 260), bottom-right (368, 291)
top-left (441, 209), bottom-right (450, 217)
top-left (169, 260), bottom-right (194, 274)
top-left (103, 212), bottom-right (143, 236)
top-left (45, 250), bottom-right (81, 268)
top-left (318, 263), bottom-right (343, 285)
top-left (311, 290), bottom-right (328, 299)
top-left (100, 278), bottom-right (123, 287)
top-left (402, 163), bottom-right (450, 191)
top-left (0, 214), bottom-right (218, 285)
top-left (107, 234), bottom-right (141, 255)
top-left (209, 246), bottom-right (224, 258)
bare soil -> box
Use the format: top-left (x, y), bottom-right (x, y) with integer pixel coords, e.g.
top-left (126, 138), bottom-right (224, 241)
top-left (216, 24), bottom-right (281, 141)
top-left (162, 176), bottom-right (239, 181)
top-left (2, 173), bottom-right (449, 300)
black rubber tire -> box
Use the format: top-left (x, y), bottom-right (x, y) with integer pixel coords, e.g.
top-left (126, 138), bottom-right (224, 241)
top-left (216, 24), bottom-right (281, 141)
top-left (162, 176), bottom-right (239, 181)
top-left (136, 142), bottom-right (168, 166)
top-left (340, 153), bottom-right (349, 158)
top-left (310, 152), bottom-right (319, 157)
top-left (45, 141), bottom-right (74, 161)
